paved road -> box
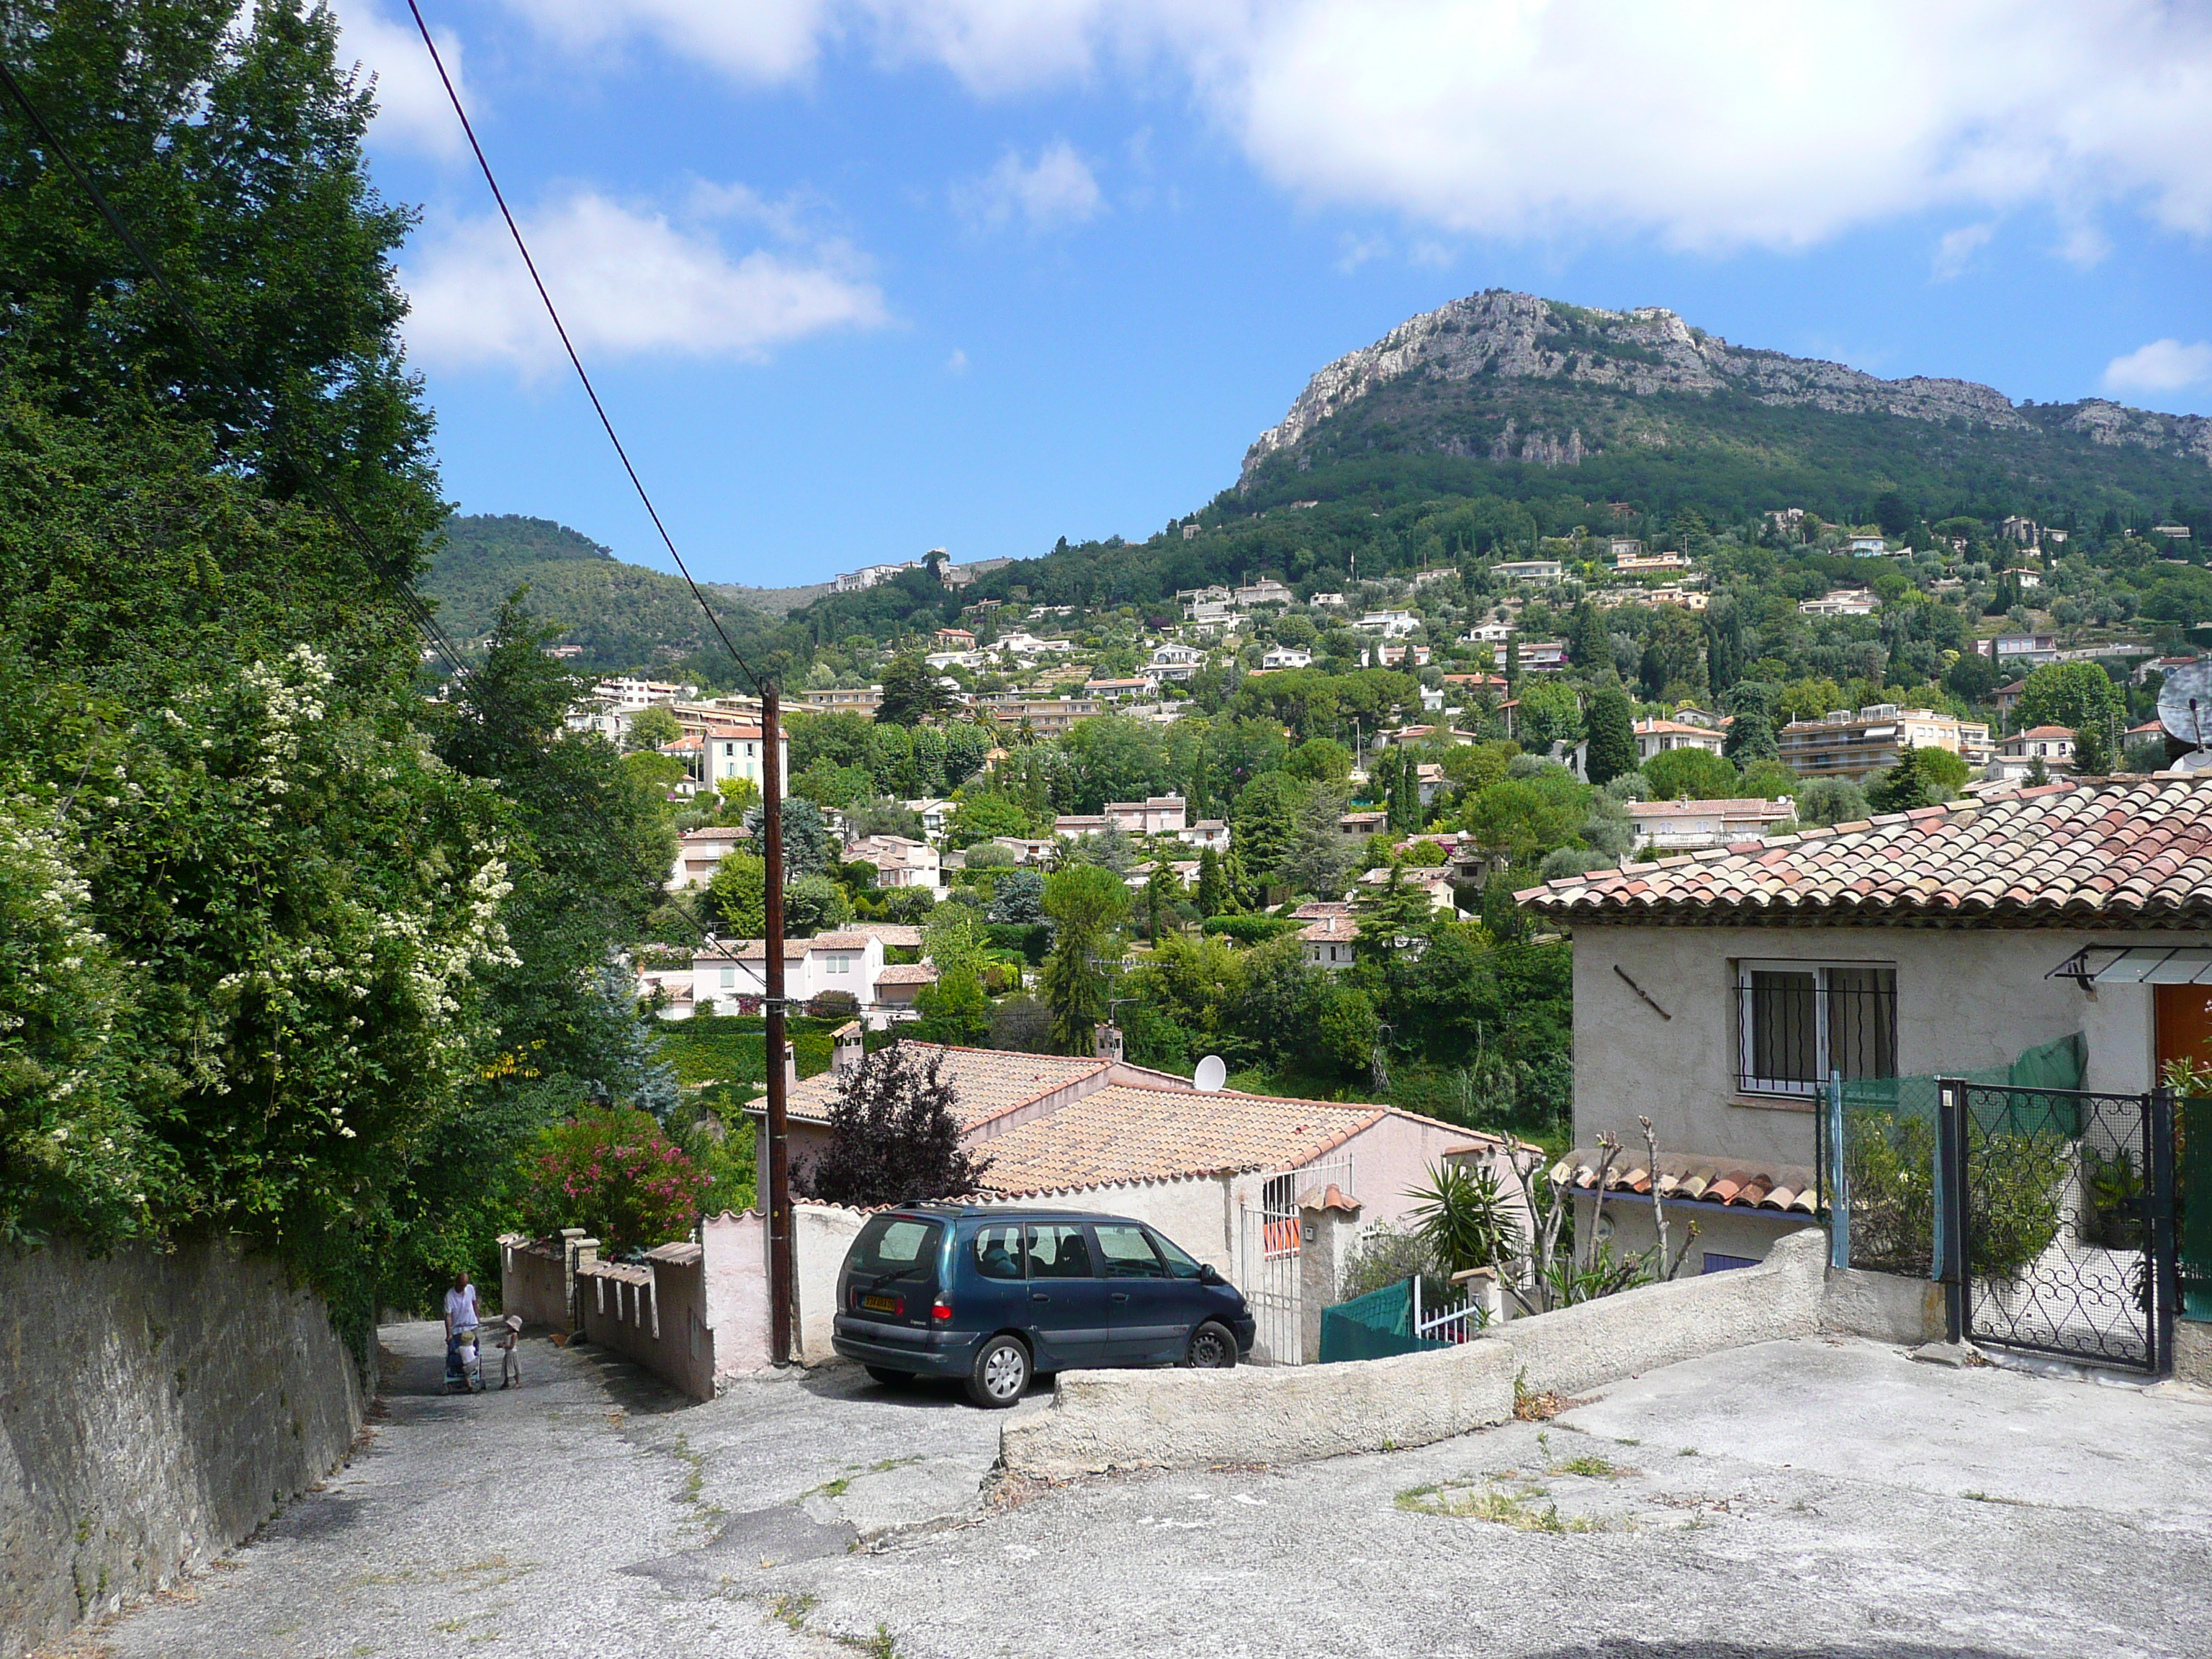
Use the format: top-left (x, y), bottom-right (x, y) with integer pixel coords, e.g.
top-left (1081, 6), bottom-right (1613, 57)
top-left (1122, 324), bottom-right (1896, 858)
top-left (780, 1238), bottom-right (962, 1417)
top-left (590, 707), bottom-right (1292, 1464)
top-left (86, 1328), bottom-right (2212, 1659)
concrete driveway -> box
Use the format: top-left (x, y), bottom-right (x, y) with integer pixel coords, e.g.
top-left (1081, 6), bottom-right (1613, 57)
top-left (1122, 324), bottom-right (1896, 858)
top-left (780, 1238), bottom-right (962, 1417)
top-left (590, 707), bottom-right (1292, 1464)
top-left (81, 1329), bottom-right (2212, 1659)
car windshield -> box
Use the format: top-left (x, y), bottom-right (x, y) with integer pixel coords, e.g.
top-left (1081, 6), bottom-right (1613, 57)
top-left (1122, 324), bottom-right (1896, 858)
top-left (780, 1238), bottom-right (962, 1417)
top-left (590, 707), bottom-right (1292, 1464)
top-left (1148, 1230), bottom-right (1205, 1280)
top-left (848, 1216), bottom-right (945, 1287)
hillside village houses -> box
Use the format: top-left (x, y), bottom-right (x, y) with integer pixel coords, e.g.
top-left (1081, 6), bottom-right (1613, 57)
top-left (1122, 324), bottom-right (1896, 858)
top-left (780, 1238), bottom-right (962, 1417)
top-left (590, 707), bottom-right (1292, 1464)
top-left (1989, 726), bottom-right (2077, 782)
top-left (1521, 775), bottom-right (2212, 1273)
top-left (1626, 796), bottom-right (1797, 853)
top-left (1798, 588), bottom-right (1879, 617)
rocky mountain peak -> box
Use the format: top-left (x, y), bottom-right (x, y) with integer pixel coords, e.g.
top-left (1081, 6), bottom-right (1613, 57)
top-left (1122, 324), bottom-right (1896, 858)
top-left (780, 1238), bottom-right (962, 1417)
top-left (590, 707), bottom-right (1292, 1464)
top-left (1239, 289), bottom-right (2208, 485)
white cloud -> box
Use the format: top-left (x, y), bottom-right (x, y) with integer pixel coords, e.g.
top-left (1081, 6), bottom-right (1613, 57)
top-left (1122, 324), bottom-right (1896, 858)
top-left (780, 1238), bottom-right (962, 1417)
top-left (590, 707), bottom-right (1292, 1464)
top-left (502, 1), bottom-right (2212, 254)
top-left (333, 0), bottom-right (470, 156)
top-left (1931, 222), bottom-right (1994, 281)
top-left (498, 0), bottom-right (837, 84)
top-left (2103, 338), bottom-right (2212, 396)
top-left (401, 190), bottom-right (889, 374)
top-left (945, 347), bottom-right (970, 373)
top-left (953, 141), bottom-right (1104, 232)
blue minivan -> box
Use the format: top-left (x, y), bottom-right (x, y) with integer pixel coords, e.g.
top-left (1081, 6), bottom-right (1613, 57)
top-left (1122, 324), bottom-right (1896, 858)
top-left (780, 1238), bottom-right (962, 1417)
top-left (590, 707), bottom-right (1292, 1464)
top-left (831, 1205), bottom-right (1257, 1407)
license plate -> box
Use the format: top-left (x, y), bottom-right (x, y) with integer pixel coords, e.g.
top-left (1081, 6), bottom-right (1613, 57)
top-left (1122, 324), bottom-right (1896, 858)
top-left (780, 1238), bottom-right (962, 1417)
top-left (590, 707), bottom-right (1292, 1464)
top-left (862, 1293), bottom-right (902, 1314)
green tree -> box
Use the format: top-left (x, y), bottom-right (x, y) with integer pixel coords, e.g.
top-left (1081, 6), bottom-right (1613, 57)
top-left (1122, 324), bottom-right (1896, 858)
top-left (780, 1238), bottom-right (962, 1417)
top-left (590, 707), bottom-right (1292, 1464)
top-left (2014, 661), bottom-right (2124, 749)
top-left (1462, 775), bottom-right (1587, 866)
top-left (1583, 686), bottom-right (1638, 786)
top-left (1195, 847), bottom-right (1231, 917)
top-left (1284, 736), bottom-right (1353, 784)
top-left (1352, 866), bottom-right (1435, 964)
top-left (945, 790), bottom-right (1036, 849)
top-left (877, 655), bottom-right (957, 727)
top-left (1230, 770), bottom-right (1307, 885)
top-left (625, 706), bottom-right (683, 752)
top-left (1794, 778), bottom-right (1869, 827)
top-left (1644, 747), bottom-right (1740, 800)
top-left (1279, 786), bottom-right (1356, 898)
top-left (1040, 865), bottom-right (1130, 1053)
top-left (745, 796), bottom-right (835, 879)
top-left (707, 852), bottom-right (767, 937)
top-left (1568, 601), bottom-right (1608, 670)
top-left (1141, 860), bottom-right (1182, 940)
top-left (1722, 710), bottom-right (1779, 764)
top-left (1514, 680), bottom-right (1583, 754)
top-left (1866, 747), bottom-right (1944, 813)
top-left (912, 967), bottom-right (992, 1046)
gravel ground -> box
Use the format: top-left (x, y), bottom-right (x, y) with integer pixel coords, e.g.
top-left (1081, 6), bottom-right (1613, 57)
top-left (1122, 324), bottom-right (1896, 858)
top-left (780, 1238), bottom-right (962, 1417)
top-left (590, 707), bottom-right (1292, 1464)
top-left (75, 1329), bottom-right (2212, 1659)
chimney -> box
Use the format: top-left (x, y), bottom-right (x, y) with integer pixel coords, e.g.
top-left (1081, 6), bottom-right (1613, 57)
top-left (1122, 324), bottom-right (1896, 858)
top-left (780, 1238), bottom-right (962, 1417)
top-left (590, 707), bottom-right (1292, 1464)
top-left (832, 1020), bottom-right (864, 1076)
top-left (783, 1040), bottom-right (798, 1093)
top-left (1094, 1023), bottom-right (1125, 1064)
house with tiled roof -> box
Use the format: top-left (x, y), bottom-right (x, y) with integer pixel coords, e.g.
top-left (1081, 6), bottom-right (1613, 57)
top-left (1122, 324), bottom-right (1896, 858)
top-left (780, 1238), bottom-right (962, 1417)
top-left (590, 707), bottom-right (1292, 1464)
top-left (1519, 775), bottom-right (2212, 1272)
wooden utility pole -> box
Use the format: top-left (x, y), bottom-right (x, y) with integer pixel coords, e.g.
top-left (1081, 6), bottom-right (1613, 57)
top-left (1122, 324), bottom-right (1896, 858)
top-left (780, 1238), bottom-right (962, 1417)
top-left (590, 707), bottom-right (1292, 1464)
top-left (761, 683), bottom-right (793, 1366)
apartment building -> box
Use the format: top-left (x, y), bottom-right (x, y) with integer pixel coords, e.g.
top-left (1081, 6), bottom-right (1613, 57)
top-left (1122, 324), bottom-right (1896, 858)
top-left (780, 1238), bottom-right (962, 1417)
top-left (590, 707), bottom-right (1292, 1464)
top-left (1778, 705), bottom-right (1971, 781)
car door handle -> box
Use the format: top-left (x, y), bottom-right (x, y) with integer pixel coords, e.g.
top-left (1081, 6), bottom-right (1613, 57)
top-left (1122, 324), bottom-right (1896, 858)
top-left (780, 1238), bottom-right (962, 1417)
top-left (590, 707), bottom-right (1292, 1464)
top-left (1109, 1292), bottom-right (1130, 1303)
top-left (1031, 1292), bottom-right (1051, 1303)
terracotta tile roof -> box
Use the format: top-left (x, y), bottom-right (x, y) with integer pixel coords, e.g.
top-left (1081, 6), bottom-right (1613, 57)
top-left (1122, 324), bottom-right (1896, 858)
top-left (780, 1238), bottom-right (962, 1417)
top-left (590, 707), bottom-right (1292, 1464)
top-left (852, 922), bottom-right (924, 946)
top-left (778, 1045), bottom-right (1111, 1127)
top-left (1299, 914), bottom-right (1357, 943)
top-left (1555, 1148), bottom-right (1820, 1215)
top-left (873, 963), bottom-right (940, 984)
top-left (2014, 725), bottom-right (2075, 739)
top-left (1624, 797), bottom-right (1791, 819)
top-left (1519, 776), bottom-right (2212, 927)
top-left (971, 1084), bottom-right (1390, 1196)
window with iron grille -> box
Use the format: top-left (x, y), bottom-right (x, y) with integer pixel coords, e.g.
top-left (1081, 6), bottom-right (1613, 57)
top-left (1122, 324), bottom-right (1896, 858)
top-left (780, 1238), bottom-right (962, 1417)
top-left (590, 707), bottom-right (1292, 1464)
top-left (1736, 961), bottom-right (1897, 1096)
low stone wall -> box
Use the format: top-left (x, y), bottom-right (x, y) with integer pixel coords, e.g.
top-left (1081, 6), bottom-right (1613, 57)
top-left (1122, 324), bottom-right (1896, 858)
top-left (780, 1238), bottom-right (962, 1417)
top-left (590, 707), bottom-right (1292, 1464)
top-left (1002, 1339), bottom-right (1518, 1477)
top-left (578, 1244), bottom-right (719, 1399)
top-left (2177, 1319), bottom-right (2212, 1389)
top-left (0, 1238), bottom-right (366, 1658)
top-left (1820, 1264), bottom-right (1947, 1346)
top-left (498, 1230), bottom-right (593, 1331)
top-left (1001, 1228), bottom-right (1833, 1477)
top-left (792, 1202), bottom-right (867, 1364)
top-left (1490, 1227), bottom-right (1827, 1398)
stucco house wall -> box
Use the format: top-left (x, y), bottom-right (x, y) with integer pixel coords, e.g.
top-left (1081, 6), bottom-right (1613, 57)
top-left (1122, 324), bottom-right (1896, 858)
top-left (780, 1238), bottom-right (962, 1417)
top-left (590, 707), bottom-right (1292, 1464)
top-left (1569, 924), bottom-right (2180, 1177)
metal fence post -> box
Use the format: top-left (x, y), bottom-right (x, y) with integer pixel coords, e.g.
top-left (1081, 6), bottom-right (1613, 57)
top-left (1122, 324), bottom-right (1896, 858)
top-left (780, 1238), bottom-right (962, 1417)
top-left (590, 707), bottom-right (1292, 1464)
top-left (1826, 1069), bottom-right (1849, 1272)
top-left (1934, 1077), bottom-right (1967, 1346)
top-left (2150, 1087), bottom-right (2179, 1377)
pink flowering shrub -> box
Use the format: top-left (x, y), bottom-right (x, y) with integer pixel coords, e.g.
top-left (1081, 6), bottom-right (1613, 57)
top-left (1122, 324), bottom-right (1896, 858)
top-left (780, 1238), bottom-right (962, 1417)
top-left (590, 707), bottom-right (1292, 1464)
top-left (518, 1107), bottom-right (709, 1255)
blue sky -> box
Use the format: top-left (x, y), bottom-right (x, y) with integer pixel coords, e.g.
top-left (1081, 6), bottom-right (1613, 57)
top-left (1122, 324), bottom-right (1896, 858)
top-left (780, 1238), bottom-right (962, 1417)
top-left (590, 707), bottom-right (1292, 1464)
top-left (341, 1), bottom-right (2212, 588)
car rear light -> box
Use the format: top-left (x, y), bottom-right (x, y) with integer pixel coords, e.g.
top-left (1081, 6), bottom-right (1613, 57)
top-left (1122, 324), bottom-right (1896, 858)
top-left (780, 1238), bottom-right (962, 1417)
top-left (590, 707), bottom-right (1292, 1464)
top-left (930, 1300), bottom-right (953, 1321)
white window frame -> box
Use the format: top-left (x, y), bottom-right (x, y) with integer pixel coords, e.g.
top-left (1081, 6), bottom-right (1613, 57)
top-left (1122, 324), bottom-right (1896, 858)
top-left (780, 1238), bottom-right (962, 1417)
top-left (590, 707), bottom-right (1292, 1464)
top-left (1735, 959), bottom-right (1897, 1098)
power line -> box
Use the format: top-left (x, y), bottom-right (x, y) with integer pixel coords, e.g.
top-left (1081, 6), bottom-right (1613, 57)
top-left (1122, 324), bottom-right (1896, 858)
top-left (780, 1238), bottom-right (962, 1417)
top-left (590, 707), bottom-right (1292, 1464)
top-left (0, 51), bottom-right (737, 952)
top-left (400, 0), bottom-right (765, 700)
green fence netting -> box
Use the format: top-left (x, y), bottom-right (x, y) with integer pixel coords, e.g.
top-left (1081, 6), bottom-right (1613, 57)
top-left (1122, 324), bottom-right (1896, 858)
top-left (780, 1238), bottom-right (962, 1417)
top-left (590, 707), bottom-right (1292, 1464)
top-left (1830, 1033), bottom-right (2087, 1277)
top-left (2184, 1097), bottom-right (2212, 1321)
top-left (1317, 1280), bottom-right (1448, 1364)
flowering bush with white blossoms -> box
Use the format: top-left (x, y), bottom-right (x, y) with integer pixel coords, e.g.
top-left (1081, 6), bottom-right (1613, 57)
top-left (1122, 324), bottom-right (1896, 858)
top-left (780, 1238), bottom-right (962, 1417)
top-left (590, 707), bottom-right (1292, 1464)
top-left (25, 646), bottom-right (519, 1261)
top-left (0, 796), bottom-right (148, 1246)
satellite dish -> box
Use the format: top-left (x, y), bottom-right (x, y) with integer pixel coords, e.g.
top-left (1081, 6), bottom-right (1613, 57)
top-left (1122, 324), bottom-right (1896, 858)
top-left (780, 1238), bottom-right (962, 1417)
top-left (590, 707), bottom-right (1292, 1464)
top-left (2157, 660), bottom-right (2212, 751)
top-left (1194, 1056), bottom-right (1228, 1093)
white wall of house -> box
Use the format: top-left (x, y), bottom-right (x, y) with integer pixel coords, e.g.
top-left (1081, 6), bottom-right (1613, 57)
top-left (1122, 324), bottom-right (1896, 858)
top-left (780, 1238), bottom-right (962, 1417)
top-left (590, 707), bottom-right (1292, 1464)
top-left (1565, 923), bottom-right (2175, 1174)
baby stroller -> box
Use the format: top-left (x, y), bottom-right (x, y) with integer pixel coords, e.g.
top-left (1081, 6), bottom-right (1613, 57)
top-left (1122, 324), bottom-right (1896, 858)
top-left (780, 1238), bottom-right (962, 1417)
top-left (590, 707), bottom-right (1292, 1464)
top-left (444, 1326), bottom-right (485, 1393)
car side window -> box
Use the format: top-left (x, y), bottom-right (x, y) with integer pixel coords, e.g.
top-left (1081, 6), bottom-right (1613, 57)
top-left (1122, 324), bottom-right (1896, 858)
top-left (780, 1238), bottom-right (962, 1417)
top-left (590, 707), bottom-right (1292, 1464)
top-left (1094, 1223), bottom-right (1166, 1280)
top-left (1023, 1223), bottom-right (1094, 1280)
top-left (971, 1223), bottom-right (1025, 1282)
top-left (1146, 1229), bottom-right (1205, 1281)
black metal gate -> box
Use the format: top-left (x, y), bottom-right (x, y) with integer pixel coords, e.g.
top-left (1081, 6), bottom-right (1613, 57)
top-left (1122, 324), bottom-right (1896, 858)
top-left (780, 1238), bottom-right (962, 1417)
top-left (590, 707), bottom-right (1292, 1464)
top-left (1936, 1081), bottom-right (2177, 1374)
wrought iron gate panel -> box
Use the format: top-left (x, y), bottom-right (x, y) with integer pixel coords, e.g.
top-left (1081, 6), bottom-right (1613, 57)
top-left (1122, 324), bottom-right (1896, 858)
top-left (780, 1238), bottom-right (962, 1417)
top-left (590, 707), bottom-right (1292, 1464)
top-left (1938, 1081), bottom-right (2175, 1374)
top-left (1235, 1157), bottom-right (1354, 1365)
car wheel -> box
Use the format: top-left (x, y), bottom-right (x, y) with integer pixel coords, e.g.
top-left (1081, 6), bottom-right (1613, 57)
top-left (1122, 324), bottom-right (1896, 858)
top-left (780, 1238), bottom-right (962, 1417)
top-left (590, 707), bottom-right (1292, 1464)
top-left (863, 1366), bottom-right (912, 1387)
top-left (1187, 1321), bottom-right (1238, 1369)
top-left (966, 1335), bottom-right (1031, 1408)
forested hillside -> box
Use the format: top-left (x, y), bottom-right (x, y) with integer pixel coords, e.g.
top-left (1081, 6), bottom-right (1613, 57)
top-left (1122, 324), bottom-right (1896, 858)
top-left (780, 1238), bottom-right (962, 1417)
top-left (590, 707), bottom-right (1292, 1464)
top-left (423, 513), bottom-right (824, 674)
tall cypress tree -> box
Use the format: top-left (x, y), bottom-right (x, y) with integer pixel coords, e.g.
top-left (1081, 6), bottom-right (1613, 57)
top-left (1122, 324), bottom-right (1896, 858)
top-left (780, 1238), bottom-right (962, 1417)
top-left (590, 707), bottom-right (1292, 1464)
top-left (1584, 686), bottom-right (1639, 786)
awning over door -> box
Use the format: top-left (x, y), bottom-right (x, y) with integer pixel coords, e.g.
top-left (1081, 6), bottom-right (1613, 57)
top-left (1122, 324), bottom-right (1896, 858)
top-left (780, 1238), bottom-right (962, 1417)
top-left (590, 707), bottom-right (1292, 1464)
top-left (2047, 945), bottom-right (2212, 986)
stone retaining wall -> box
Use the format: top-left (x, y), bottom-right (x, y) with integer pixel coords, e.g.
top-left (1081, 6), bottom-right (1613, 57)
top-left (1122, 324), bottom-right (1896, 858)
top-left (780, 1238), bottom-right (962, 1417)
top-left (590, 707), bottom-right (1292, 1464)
top-left (1002, 1228), bottom-right (1833, 1477)
top-left (0, 1238), bottom-right (366, 1658)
